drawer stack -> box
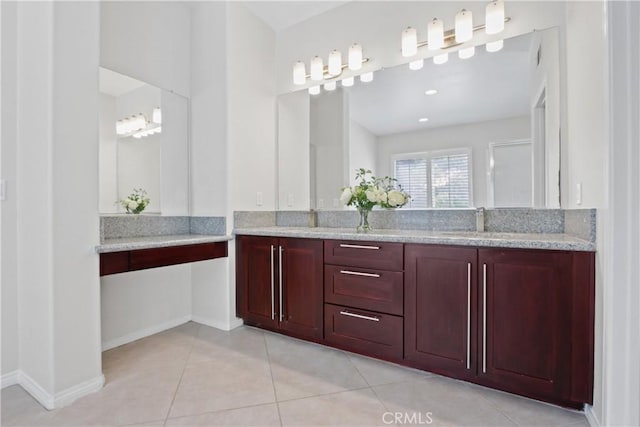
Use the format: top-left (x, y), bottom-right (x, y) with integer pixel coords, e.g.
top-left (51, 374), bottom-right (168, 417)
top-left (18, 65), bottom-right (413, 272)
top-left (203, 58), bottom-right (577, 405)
top-left (323, 240), bottom-right (404, 359)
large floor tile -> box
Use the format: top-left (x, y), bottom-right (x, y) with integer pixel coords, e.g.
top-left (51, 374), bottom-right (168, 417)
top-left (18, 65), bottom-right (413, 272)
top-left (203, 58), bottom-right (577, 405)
top-left (168, 356), bottom-right (276, 418)
top-left (278, 388), bottom-right (389, 426)
top-left (166, 403), bottom-right (281, 426)
top-left (0, 385), bottom-right (57, 427)
top-left (265, 333), bottom-right (368, 401)
top-left (475, 386), bottom-right (588, 426)
top-left (346, 352), bottom-right (432, 387)
top-left (187, 325), bottom-right (268, 365)
top-left (373, 375), bottom-right (516, 427)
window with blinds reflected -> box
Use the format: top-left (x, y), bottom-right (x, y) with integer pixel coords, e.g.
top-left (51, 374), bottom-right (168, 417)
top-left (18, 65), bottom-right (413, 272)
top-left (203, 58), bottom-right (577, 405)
top-left (393, 149), bottom-right (472, 209)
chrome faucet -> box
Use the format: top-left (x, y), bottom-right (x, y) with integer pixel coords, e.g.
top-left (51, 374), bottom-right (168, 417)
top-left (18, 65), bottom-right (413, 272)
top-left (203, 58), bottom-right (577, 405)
top-left (476, 207), bottom-right (485, 233)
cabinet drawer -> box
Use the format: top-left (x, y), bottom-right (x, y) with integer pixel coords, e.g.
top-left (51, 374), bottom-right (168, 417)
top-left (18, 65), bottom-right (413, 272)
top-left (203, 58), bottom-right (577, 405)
top-left (324, 303), bottom-right (403, 359)
top-left (324, 265), bottom-right (403, 315)
top-left (324, 240), bottom-right (403, 271)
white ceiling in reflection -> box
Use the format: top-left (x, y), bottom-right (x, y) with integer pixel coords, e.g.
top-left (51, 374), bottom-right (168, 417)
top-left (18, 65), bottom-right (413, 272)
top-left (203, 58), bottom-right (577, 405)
top-left (347, 32), bottom-right (534, 136)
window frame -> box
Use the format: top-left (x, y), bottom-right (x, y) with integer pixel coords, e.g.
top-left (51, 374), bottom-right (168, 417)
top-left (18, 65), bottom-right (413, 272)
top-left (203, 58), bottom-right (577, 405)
top-left (391, 147), bottom-right (474, 209)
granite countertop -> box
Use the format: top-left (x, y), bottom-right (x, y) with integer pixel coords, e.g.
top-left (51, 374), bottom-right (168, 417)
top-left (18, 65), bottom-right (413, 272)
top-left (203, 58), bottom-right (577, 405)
top-left (96, 234), bottom-right (232, 253)
top-left (233, 227), bottom-right (596, 252)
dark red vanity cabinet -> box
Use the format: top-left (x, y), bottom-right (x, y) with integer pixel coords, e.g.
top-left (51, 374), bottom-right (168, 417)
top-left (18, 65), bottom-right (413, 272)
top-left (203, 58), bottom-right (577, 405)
top-left (236, 236), bottom-right (324, 340)
top-left (404, 244), bottom-right (594, 408)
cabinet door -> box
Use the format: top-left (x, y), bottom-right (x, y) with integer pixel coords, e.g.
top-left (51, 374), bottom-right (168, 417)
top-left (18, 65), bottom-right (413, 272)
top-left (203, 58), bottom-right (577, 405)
top-left (405, 245), bottom-right (477, 380)
top-left (478, 248), bottom-right (572, 401)
top-left (279, 238), bottom-right (324, 340)
top-left (236, 236), bottom-right (279, 329)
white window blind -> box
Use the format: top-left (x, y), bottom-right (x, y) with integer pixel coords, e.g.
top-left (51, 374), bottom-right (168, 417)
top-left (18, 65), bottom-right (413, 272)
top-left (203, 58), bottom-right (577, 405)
top-left (394, 150), bottom-right (471, 208)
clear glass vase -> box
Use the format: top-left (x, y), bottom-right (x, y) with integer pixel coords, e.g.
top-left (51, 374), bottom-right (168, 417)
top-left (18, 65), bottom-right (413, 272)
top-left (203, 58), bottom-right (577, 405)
top-left (357, 207), bottom-right (372, 233)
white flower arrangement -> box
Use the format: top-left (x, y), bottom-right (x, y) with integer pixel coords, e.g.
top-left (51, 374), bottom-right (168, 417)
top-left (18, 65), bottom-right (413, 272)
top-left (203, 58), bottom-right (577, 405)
top-left (118, 188), bottom-right (150, 214)
top-left (340, 168), bottom-right (410, 210)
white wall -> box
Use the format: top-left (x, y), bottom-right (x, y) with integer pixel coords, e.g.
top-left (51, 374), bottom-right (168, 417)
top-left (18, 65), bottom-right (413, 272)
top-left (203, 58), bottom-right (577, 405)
top-left (160, 91), bottom-right (190, 216)
top-left (349, 120), bottom-right (377, 187)
top-left (99, 94), bottom-right (119, 214)
top-left (100, 1), bottom-right (191, 97)
top-left (1, 0), bottom-right (19, 381)
top-left (377, 116), bottom-right (530, 208)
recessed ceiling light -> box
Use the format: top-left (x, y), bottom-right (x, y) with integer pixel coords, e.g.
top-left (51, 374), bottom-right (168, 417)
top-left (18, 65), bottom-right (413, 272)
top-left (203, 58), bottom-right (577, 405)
top-left (418, 117), bottom-right (429, 123)
top-left (425, 89), bottom-right (438, 96)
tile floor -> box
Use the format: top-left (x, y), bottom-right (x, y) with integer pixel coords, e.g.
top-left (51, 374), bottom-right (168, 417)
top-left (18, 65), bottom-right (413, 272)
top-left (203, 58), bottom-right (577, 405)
top-left (1, 322), bottom-right (589, 427)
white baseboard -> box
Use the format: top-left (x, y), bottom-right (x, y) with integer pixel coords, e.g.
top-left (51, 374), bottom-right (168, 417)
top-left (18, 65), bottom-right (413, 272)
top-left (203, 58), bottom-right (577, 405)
top-left (19, 371), bottom-right (55, 410)
top-left (1, 370), bottom-right (20, 389)
top-left (54, 374), bottom-right (105, 408)
top-left (191, 315), bottom-right (243, 331)
top-left (101, 315), bottom-right (192, 351)
top-left (585, 404), bottom-right (601, 427)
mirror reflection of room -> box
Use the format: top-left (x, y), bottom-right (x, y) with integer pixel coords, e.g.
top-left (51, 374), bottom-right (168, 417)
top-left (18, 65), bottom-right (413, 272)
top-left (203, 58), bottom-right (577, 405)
top-left (304, 28), bottom-right (560, 210)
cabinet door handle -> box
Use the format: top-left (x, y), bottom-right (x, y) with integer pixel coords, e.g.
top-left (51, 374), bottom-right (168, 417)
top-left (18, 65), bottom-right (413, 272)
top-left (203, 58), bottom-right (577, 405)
top-left (270, 245), bottom-right (275, 320)
top-left (279, 246), bottom-right (284, 322)
top-left (339, 270), bottom-right (381, 278)
top-left (339, 310), bottom-right (380, 322)
top-left (467, 262), bottom-right (471, 370)
top-left (339, 244), bottom-right (380, 250)
top-left (482, 263), bottom-right (487, 374)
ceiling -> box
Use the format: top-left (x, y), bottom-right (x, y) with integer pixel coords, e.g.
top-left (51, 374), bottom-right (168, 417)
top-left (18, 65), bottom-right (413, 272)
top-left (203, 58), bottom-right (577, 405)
top-left (99, 68), bottom-right (146, 97)
top-left (346, 32), bottom-right (535, 136)
top-left (241, 1), bottom-right (348, 32)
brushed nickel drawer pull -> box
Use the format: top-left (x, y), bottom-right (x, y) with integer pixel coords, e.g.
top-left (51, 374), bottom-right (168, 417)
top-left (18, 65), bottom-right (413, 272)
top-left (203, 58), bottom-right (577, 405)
top-left (339, 270), bottom-right (381, 278)
top-left (467, 262), bottom-right (471, 370)
top-left (339, 244), bottom-right (380, 250)
top-left (339, 310), bottom-right (380, 322)
top-left (270, 245), bottom-right (275, 320)
top-left (483, 263), bottom-right (487, 374)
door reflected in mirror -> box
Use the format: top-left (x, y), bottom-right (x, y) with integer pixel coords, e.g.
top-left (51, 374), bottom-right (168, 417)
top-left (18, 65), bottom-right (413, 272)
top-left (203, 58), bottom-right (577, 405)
top-left (280, 27), bottom-right (561, 210)
top-left (99, 67), bottom-right (190, 215)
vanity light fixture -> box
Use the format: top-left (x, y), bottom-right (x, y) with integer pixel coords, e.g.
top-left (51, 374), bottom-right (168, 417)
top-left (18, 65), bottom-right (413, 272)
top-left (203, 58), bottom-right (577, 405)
top-left (308, 85), bottom-right (321, 95)
top-left (409, 59), bottom-right (424, 71)
top-left (400, 1), bottom-right (508, 66)
top-left (486, 39), bottom-right (504, 52)
top-left (152, 107), bottom-right (162, 124)
top-left (116, 108), bottom-right (162, 139)
top-left (348, 44), bottom-right (363, 70)
top-left (328, 50), bottom-right (342, 76)
top-left (360, 71), bottom-right (374, 83)
top-left (292, 44), bottom-right (371, 88)
top-left (310, 56), bottom-right (324, 81)
top-left (458, 46), bottom-right (475, 59)
top-left (342, 76), bottom-right (354, 87)
top-left (324, 81), bottom-right (337, 91)
top-left (293, 61), bottom-right (306, 85)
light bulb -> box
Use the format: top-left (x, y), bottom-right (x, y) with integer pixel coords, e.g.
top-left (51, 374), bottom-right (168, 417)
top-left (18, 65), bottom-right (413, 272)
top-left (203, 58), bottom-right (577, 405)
top-left (409, 59), bottom-right (424, 70)
top-left (402, 27), bottom-right (418, 57)
top-left (342, 77), bottom-right (354, 87)
top-left (152, 107), bottom-right (162, 124)
top-left (324, 81), bottom-right (336, 91)
top-left (310, 56), bottom-right (324, 81)
top-left (458, 46), bottom-right (475, 59)
top-left (433, 53), bottom-right (449, 65)
top-left (328, 50), bottom-right (342, 76)
top-left (293, 61), bottom-right (306, 85)
top-left (348, 44), bottom-right (362, 70)
top-left (486, 40), bottom-right (504, 52)
top-left (455, 9), bottom-right (473, 43)
top-left (360, 71), bottom-right (374, 83)
top-left (427, 18), bottom-right (444, 50)
top-left (308, 85), bottom-right (321, 95)
top-left (485, 0), bottom-right (505, 35)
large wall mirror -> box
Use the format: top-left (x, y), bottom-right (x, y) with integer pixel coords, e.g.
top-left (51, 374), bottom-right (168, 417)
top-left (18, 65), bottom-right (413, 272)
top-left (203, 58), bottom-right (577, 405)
top-left (278, 27), bottom-right (561, 210)
top-left (99, 67), bottom-right (190, 215)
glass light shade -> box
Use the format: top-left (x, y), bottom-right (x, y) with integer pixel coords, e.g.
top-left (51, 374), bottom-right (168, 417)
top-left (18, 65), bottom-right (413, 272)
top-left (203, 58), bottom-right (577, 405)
top-left (116, 120), bottom-right (124, 135)
top-left (485, 0), bottom-right (505, 35)
top-left (402, 27), bottom-right (418, 57)
top-left (427, 18), bottom-right (444, 50)
top-left (135, 114), bottom-right (146, 131)
top-left (152, 107), bottom-right (162, 124)
top-left (455, 9), bottom-right (473, 43)
top-left (328, 50), bottom-right (342, 76)
top-left (433, 53), bottom-right (449, 65)
top-left (458, 46), bottom-right (475, 59)
top-left (324, 81), bottom-right (337, 91)
top-left (348, 44), bottom-right (362, 70)
top-left (293, 61), bottom-right (306, 85)
top-left (342, 76), bottom-right (354, 87)
top-left (308, 85), bottom-right (321, 95)
top-left (409, 59), bottom-right (424, 70)
top-left (310, 56), bottom-right (324, 81)
top-left (360, 71), bottom-right (374, 83)
top-left (486, 39), bottom-right (504, 53)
